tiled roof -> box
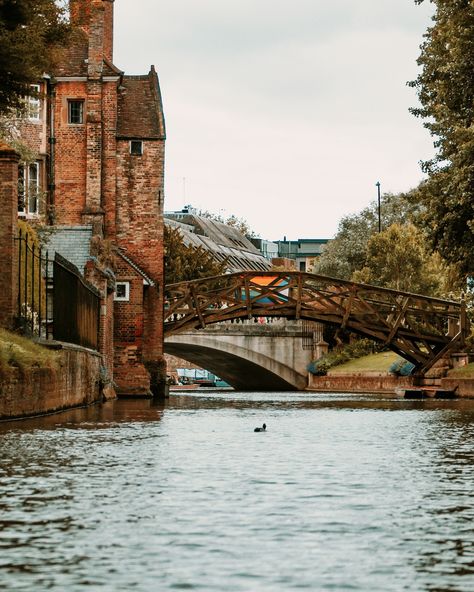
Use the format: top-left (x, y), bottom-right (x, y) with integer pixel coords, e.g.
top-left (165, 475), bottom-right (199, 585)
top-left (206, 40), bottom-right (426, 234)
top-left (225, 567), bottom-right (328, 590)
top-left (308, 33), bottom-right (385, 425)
top-left (53, 31), bottom-right (123, 78)
top-left (117, 67), bottom-right (166, 139)
top-left (53, 29), bottom-right (89, 77)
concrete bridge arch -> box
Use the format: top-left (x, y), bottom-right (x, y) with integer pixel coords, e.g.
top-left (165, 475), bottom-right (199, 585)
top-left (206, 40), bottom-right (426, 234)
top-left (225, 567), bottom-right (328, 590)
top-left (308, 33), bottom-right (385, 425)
top-left (165, 322), bottom-right (314, 390)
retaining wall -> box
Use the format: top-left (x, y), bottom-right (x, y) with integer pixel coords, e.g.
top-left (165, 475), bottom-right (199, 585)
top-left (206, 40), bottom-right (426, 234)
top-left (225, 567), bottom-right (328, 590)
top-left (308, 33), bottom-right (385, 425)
top-left (307, 373), bottom-right (414, 393)
top-left (0, 343), bottom-right (106, 420)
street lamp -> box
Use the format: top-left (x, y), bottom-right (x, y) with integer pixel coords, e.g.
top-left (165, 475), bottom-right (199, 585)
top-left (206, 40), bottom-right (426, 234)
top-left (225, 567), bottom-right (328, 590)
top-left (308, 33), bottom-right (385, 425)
top-left (375, 181), bottom-right (381, 232)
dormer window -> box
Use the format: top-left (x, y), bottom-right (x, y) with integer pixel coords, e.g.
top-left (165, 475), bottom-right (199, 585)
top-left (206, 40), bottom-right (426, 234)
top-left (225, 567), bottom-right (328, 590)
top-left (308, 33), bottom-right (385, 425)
top-left (68, 100), bottom-right (84, 124)
top-left (130, 140), bottom-right (143, 156)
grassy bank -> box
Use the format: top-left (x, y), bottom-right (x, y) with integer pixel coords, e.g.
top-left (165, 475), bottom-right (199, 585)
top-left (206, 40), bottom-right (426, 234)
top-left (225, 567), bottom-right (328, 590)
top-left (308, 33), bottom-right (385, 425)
top-left (327, 351), bottom-right (474, 379)
top-left (446, 362), bottom-right (474, 378)
top-left (327, 351), bottom-right (401, 375)
top-left (0, 329), bottom-right (58, 375)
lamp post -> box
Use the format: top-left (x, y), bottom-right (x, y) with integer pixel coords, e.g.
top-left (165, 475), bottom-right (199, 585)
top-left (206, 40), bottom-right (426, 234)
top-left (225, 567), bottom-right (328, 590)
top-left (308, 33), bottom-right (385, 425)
top-left (375, 181), bottom-right (381, 232)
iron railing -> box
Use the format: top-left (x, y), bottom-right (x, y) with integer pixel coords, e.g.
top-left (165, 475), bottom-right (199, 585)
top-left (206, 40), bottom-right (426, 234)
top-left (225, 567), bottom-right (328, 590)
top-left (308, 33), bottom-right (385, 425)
top-left (16, 228), bottom-right (51, 338)
top-left (16, 230), bottom-right (100, 350)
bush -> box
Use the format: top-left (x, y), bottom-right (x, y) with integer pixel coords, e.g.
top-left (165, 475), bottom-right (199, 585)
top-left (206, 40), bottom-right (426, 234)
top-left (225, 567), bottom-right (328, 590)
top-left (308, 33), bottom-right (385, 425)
top-left (307, 338), bottom-right (380, 376)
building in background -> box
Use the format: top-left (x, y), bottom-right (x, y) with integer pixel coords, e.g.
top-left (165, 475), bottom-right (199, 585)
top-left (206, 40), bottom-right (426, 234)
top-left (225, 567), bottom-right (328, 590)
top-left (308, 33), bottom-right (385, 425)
top-left (273, 238), bottom-right (330, 273)
top-left (165, 209), bottom-right (271, 272)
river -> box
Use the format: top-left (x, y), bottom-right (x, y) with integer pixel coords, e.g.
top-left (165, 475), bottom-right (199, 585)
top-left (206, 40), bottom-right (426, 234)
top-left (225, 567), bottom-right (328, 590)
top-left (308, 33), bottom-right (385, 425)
top-left (0, 391), bottom-right (473, 591)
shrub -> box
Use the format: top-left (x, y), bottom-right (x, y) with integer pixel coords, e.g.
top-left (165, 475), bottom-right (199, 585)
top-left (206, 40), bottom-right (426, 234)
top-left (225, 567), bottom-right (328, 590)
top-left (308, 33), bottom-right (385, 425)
top-left (307, 338), bottom-right (380, 376)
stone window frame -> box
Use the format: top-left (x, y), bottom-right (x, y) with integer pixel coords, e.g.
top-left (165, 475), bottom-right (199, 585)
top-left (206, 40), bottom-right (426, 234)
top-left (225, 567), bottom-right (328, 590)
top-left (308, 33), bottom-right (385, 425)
top-left (130, 140), bottom-right (143, 156)
top-left (18, 161), bottom-right (40, 217)
top-left (68, 99), bottom-right (85, 125)
top-left (114, 281), bottom-right (130, 302)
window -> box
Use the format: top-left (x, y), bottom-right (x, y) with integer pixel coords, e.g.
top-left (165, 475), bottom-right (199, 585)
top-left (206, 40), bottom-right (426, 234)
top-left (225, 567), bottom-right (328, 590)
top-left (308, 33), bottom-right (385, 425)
top-left (68, 100), bottom-right (84, 124)
top-left (18, 162), bottom-right (40, 216)
top-left (130, 140), bottom-right (143, 156)
top-left (114, 282), bottom-right (130, 302)
top-left (299, 261), bottom-right (306, 272)
top-left (27, 84), bottom-right (41, 121)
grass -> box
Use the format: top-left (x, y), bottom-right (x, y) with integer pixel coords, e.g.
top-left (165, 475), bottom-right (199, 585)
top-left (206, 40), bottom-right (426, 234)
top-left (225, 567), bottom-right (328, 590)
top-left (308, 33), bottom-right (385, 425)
top-left (446, 362), bottom-right (474, 378)
top-left (0, 329), bottom-right (59, 375)
top-left (327, 351), bottom-right (401, 375)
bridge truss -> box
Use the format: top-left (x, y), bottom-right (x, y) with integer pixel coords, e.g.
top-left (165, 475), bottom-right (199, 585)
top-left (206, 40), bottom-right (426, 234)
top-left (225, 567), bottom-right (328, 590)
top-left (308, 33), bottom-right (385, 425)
top-left (164, 272), bottom-right (469, 374)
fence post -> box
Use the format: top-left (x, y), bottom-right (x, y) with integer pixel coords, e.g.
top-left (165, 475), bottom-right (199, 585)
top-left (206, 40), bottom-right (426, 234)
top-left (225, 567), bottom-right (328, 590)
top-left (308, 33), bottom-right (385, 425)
top-left (0, 142), bottom-right (20, 329)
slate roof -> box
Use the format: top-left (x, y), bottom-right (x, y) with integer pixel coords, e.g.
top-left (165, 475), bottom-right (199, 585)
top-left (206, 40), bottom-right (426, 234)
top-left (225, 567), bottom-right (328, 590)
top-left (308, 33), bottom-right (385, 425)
top-left (117, 67), bottom-right (166, 139)
top-left (41, 225), bottom-right (93, 275)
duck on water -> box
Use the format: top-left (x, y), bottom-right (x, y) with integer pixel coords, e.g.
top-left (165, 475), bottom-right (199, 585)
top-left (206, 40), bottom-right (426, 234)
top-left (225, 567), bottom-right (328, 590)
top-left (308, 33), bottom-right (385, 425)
top-left (254, 423), bottom-right (266, 432)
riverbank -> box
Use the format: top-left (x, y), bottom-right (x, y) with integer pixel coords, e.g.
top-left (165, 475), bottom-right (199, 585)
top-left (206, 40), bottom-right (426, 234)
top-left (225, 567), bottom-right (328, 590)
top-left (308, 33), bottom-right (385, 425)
top-left (0, 332), bottom-right (111, 420)
top-left (307, 352), bottom-right (474, 397)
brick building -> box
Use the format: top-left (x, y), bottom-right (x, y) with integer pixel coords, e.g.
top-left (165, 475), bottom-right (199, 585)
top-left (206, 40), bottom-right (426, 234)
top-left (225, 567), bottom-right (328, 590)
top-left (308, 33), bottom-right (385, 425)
top-left (15, 0), bottom-right (166, 396)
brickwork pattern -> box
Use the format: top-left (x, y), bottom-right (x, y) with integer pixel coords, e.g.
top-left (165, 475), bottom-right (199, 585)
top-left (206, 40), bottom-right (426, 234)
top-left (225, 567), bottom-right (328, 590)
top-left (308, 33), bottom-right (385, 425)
top-left (0, 146), bottom-right (20, 329)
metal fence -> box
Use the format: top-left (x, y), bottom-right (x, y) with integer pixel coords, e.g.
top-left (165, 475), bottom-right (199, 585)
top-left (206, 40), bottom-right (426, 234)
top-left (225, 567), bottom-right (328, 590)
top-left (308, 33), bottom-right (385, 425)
top-left (16, 230), bottom-right (100, 350)
top-left (17, 228), bottom-right (51, 338)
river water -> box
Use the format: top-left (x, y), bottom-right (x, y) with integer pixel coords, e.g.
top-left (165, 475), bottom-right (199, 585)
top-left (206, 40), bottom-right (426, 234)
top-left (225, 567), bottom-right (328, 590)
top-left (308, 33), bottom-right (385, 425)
top-left (0, 391), bottom-right (474, 591)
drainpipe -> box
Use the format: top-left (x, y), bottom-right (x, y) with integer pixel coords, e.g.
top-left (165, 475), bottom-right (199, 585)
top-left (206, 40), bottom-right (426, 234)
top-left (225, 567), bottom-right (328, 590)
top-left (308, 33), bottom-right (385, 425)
top-left (47, 78), bottom-right (56, 225)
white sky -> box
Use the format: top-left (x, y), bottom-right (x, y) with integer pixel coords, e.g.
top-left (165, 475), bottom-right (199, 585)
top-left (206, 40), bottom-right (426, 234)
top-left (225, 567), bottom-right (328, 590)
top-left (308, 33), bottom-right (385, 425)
top-left (114, 1), bottom-right (435, 241)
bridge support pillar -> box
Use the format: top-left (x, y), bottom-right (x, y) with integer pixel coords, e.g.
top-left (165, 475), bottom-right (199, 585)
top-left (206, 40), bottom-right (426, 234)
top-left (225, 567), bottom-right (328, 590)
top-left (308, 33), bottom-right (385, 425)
top-left (315, 340), bottom-right (329, 360)
top-left (145, 357), bottom-right (168, 399)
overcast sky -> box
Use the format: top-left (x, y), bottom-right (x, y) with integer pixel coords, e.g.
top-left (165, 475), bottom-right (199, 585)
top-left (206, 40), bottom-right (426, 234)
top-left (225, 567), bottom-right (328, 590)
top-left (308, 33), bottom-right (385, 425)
top-left (114, 1), bottom-right (435, 241)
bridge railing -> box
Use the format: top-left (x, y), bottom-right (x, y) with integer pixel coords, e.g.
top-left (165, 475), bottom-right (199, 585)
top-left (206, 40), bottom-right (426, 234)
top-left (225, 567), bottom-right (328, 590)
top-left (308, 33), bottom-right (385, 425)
top-left (164, 271), bottom-right (469, 373)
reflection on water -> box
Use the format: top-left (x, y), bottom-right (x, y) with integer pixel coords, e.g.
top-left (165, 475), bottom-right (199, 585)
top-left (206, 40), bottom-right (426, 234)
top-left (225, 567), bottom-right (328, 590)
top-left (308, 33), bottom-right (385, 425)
top-left (0, 392), bottom-right (473, 591)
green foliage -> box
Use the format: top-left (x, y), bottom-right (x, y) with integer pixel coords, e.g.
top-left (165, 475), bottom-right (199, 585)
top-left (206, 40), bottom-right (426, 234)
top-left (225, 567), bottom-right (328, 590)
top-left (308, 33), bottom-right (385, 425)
top-left (409, 1), bottom-right (474, 274)
top-left (164, 225), bottom-right (228, 284)
top-left (351, 223), bottom-right (461, 296)
top-left (315, 190), bottom-right (419, 280)
top-left (308, 338), bottom-right (380, 376)
top-left (0, 0), bottom-right (70, 116)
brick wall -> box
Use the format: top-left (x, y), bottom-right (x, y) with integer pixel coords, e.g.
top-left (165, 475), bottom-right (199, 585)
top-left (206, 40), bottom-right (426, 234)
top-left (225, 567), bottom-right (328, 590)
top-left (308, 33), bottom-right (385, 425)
top-left (113, 256), bottom-right (152, 396)
top-left (0, 144), bottom-right (20, 329)
top-left (115, 139), bottom-right (165, 365)
top-left (53, 81), bottom-right (88, 224)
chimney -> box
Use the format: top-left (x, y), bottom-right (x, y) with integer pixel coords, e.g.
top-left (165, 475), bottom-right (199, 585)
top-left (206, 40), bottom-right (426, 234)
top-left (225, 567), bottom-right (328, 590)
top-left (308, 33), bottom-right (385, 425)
top-left (102, 0), bottom-right (115, 63)
top-left (70, 0), bottom-right (114, 63)
top-left (70, 0), bottom-right (92, 31)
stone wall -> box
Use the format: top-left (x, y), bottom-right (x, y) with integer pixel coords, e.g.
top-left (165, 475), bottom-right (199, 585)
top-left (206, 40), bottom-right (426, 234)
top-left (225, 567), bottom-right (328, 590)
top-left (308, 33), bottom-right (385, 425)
top-left (307, 373), bottom-right (414, 393)
top-left (0, 343), bottom-right (104, 420)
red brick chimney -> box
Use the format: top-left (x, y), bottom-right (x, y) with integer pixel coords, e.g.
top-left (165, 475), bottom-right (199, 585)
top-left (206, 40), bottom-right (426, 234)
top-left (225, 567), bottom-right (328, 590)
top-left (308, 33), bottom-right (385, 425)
top-left (70, 0), bottom-right (114, 64)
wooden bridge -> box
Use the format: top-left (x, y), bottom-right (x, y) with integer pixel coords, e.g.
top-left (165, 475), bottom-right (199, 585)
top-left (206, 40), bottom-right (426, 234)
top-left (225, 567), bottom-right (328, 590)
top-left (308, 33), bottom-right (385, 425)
top-left (164, 271), bottom-right (469, 375)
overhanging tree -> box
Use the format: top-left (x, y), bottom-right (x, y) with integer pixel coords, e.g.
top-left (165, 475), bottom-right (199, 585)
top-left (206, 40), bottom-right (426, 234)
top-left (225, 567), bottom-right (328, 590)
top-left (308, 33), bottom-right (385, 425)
top-left (164, 225), bottom-right (228, 284)
top-left (0, 0), bottom-right (69, 117)
top-left (409, 0), bottom-right (474, 274)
